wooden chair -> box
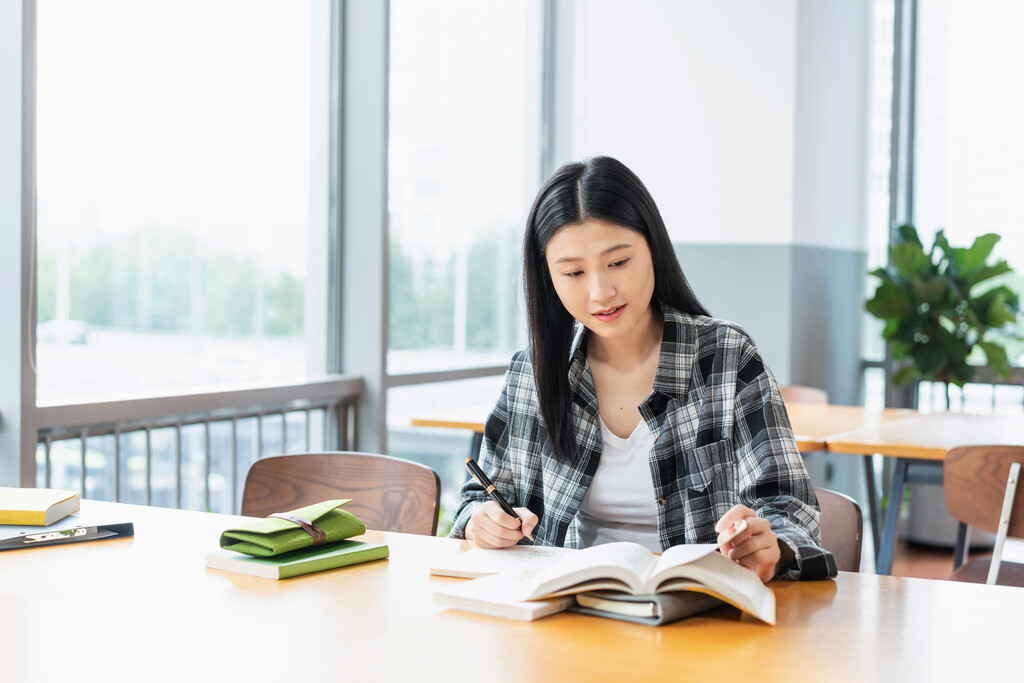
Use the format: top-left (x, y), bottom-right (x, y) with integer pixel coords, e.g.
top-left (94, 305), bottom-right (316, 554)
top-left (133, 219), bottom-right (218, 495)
top-left (944, 445), bottom-right (1024, 586)
top-left (815, 486), bottom-right (863, 572)
top-left (780, 385), bottom-right (829, 405)
top-left (241, 452), bottom-right (442, 536)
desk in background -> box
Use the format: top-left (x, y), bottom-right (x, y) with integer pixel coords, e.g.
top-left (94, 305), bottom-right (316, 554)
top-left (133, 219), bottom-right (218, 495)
top-left (825, 411), bottom-right (1024, 574)
top-left (410, 403), bottom-right (916, 454)
top-left (2, 500), bottom-right (1023, 681)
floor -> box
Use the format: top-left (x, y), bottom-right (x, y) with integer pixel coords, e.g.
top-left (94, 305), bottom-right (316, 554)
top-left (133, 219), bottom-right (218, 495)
top-left (890, 538), bottom-right (957, 579)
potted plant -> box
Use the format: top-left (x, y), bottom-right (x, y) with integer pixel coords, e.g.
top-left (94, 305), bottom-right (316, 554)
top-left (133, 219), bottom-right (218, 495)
top-left (866, 224), bottom-right (1022, 547)
top-left (865, 224), bottom-right (1022, 407)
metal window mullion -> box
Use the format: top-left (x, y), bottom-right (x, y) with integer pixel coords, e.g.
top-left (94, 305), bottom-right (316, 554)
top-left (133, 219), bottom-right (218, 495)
top-left (281, 410), bottom-right (287, 454)
top-left (175, 422), bottom-right (182, 509)
top-left (304, 408), bottom-right (311, 451)
top-left (203, 419), bottom-right (211, 513)
top-left (231, 417), bottom-right (239, 515)
top-left (114, 427), bottom-right (121, 502)
top-left (337, 402), bottom-right (346, 451)
top-left (45, 435), bottom-right (52, 488)
top-left (257, 413), bottom-right (264, 460)
top-left (145, 426), bottom-right (152, 506)
top-left (79, 430), bottom-right (87, 498)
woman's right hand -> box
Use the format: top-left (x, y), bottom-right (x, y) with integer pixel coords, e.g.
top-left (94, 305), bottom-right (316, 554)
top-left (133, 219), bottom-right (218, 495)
top-left (465, 501), bottom-right (538, 549)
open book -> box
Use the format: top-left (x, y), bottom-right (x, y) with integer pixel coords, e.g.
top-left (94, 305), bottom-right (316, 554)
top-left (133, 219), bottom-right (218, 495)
top-left (520, 541), bottom-right (775, 624)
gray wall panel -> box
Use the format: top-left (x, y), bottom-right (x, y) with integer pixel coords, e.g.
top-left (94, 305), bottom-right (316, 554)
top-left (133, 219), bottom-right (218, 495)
top-left (789, 244), bottom-right (867, 406)
top-left (675, 242), bottom-right (868, 501)
top-left (675, 244), bottom-right (794, 383)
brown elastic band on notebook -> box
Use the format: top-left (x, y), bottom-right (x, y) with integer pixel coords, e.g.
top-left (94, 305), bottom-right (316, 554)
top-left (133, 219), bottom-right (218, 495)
top-left (267, 512), bottom-right (327, 545)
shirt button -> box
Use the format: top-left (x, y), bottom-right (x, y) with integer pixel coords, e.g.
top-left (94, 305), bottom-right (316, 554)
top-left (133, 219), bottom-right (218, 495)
top-left (658, 497), bottom-right (666, 506)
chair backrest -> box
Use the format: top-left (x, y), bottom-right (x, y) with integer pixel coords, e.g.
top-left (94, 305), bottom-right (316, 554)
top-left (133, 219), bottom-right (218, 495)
top-left (780, 385), bottom-right (829, 405)
top-left (241, 452), bottom-right (442, 536)
top-left (944, 445), bottom-right (1024, 537)
top-left (815, 486), bottom-right (863, 572)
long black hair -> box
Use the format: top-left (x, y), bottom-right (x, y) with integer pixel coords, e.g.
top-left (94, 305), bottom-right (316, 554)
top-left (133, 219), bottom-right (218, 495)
top-left (523, 156), bottom-right (710, 464)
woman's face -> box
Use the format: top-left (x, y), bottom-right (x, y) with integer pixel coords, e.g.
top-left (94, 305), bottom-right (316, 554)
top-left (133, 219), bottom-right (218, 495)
top-left (543, 218), bottom-right (656, 342)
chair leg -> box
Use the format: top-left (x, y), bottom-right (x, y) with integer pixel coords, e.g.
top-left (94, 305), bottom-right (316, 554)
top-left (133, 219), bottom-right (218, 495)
top-left (986, 462), bottom-right (1021, 585)
top-left (952, 522), bottom-right (968, 571)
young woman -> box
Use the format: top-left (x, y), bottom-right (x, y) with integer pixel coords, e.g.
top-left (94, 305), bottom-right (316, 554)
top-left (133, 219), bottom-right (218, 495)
top-left (449, 157), bottom-right (835, 581)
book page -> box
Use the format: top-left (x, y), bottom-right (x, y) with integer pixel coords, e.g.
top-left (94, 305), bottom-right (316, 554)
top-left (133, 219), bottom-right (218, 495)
top-left (429, 545), bottom-right (573, 578)
top-left (523, 542), bottom-right (658, 599)
top-left (649, 547), bottom-right (775, 624)
top-left (648, 543), bottom-right (718, 581)
top-left (433, 571), bottom-right (574, 621)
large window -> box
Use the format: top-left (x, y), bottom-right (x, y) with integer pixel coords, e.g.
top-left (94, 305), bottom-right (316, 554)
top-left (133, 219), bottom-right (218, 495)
top-left (914, 0), bottom-right (1024, 364)
top-left (387, 0), bottom-right (543, 526)
top-left (387, 0), bottom-right (540, 375)
top-left (862, 0), bottom-right (896, 409)
top-left (909, 0), bottom-right (1024, 412)
top-left (35, 0), bottom-right (332, 403)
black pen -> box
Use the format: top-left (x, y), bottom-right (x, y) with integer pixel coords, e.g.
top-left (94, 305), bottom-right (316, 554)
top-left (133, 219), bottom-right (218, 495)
top-left (464, 456), bottom-right (534, 542)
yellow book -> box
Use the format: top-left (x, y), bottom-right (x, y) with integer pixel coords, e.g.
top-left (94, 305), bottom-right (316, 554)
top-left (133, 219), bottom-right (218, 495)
top-left (0, 487), bottom-right (81, 526)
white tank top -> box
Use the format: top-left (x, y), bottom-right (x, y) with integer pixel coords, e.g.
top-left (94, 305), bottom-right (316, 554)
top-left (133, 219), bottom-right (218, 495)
top-left (577, 416), bottom-right (661, 553)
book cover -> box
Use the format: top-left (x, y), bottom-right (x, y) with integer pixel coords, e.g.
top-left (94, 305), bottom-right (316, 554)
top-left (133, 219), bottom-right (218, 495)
top-left (0, 487), bottom-right (81, 526)
top-left (571, 590), bottom-right (724, 626)
top-left (0, 515), bottom-right (134, 550)
top-left (434, 571), bottom-right (574, 621)
top-left (206, 540), bottom-right (389, 579)
top-left (520, 541), bottom-right (775, 625)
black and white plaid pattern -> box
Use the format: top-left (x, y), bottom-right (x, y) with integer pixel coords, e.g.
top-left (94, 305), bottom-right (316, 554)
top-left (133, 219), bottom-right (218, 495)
top-left (449, 307), bottom-right (837, 580)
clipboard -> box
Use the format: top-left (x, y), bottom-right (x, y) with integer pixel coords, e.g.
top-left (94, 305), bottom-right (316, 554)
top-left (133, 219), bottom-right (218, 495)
top-left (0, 513), bottom-right (134, 551)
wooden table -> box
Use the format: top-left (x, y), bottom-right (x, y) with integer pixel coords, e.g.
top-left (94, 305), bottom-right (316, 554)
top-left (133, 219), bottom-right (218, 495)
top-left (3, 500), bottom-right (1023, 681)
top-left (825, 412), bottom-right (1024, 575)
top-left (786, 403), bottom-right (918, 562)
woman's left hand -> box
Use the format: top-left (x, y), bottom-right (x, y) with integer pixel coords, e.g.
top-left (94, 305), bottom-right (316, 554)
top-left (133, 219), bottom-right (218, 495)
top-left (715, 505), bottom-right (781, 583)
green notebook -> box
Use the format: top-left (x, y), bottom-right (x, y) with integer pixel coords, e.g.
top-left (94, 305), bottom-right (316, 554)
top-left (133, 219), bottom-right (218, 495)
top-left (206, 539), bottom-right (388, 579)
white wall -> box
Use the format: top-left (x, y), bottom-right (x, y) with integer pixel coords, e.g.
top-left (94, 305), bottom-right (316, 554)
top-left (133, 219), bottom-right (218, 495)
top-left (792, 0), bottom-right (870, 251)
top-left (570, 0), bottom-right (871, 255)
top-left (572, 0), bottom-right (798, 245)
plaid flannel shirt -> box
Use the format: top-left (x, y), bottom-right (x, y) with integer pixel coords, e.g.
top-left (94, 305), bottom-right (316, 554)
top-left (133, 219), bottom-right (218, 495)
top-left (449, 307), bottom-right (837, 580)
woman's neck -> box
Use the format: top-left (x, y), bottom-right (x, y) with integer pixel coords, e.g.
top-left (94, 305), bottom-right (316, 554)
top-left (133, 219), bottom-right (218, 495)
top-left (587, 305), bottom-right (664, 372)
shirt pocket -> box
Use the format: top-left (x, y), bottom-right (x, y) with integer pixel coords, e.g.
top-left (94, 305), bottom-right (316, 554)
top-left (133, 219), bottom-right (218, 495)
top-left (684, 438), bottom-right (735, 492)
top-left (682, 439), bottom-right (737, 543)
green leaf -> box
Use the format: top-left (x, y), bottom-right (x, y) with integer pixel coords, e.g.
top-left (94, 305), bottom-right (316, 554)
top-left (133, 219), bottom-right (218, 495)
top-left (985, 292), bottom-right (1018, 328)
top-left (890, 241), bottom-right (933, 281)
top-left (892, 364), bottom-right (919, 387)
top-left (966, 261), bottom-right (1011, 290)
top-left (948, 360), bottom-right (975, 387)
top-left (866, 280), bottom-right (914, 320)
top-left (913, 341), bottom-right (947, 379)
top-left (932, 229), bottom-right (951, 260)
top-left (910, 277), bottom-right (947, 305)
top-left (979, 340), bottom-right (1012, 377)
top-left (962, 233), bottom-right (1000, 274)
top-left (895, 224), bottom-right (923, 247)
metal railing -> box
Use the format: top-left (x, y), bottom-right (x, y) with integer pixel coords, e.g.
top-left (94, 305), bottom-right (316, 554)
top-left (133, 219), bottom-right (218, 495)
top-left (35, 375), bottom-right (363, 514)
top-left (915, 366), bottom-right (1024, 414)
